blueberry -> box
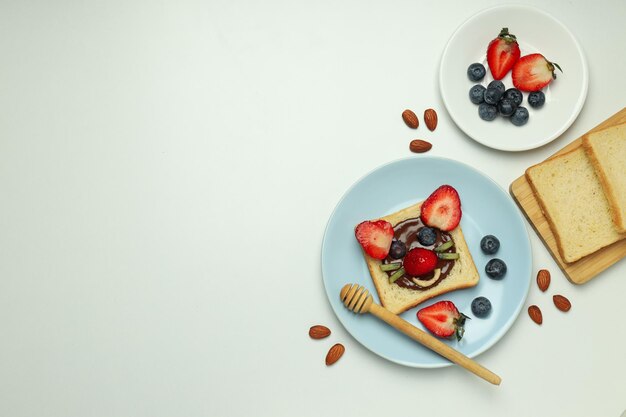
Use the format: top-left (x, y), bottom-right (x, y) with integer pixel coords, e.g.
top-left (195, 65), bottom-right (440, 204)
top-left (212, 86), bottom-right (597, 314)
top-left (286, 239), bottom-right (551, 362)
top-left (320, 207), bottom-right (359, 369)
top-left (485, 258), bottom-right (507, 279)
top-left (389, 240), bottom-right (406, 259)
top-left (504, 88), bottom-right (523, 106)
top-left (467, 63), bottom-right (486, 82)
top-left (483, 87), bottom-right (503, 105)
top-left (471, 296), bottom-right (492, 318)
top-left (478, 103), bottom-right (498, 121)
top-left (497, 98), bottom-right (517, 117)
top-left (488, 80), bottom-right (505, 94)
top-left (469, 84), bottom-right (486, 104)
top-left (510, 106), bottom-right (529, 126)
top-left (480, 235), bottom-right (500, 254)
top-left (417, 227), bottom-right (437, 246)
top-left (527, 91), bottom-right (545, 108)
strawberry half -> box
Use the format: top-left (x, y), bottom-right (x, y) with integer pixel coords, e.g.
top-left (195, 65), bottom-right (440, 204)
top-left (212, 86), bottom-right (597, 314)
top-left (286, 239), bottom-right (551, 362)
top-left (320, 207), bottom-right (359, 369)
top-left (417, 300), bottom-right (469, 341)
top-left (403, 248), bottom-right (437, 277)
top-left (420, 185), bottom-right (462, 232)
top-left (355, 220), bottom-right (394, 260)
top-left (486, 27), bottom-right (520, 80)
top-left (512, 53), bottom-right (562, 92)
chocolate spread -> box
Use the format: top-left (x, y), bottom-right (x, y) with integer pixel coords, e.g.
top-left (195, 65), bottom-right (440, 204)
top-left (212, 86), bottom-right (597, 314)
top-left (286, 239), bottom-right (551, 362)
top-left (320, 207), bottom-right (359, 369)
top-left (382, 217), bottom-right (456, 291)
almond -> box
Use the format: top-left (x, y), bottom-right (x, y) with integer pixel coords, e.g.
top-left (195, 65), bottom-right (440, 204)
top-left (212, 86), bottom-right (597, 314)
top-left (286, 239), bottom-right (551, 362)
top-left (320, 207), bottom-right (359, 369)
top-left (402, 109), bottom-right (419, 129)
top-left (409, 139), bottom-right (432, 153)
top-left (309, 325), bottom-right (331, 339)
top-left (536, 269), bottom-right (551, 292)
top-left (325, 343), bottom-right (345, 366)
top-left (553, 295), bottom-right (571, 312)
top-left (424, 108), bottom-right (438, 131)
top-left (528, 305), bottom-right (543, 325)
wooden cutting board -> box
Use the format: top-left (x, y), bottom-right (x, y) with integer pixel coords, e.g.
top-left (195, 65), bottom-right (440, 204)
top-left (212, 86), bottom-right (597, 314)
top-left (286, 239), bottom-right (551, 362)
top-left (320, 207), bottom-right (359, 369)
top-left (510, 107), bottom-right (626, 285)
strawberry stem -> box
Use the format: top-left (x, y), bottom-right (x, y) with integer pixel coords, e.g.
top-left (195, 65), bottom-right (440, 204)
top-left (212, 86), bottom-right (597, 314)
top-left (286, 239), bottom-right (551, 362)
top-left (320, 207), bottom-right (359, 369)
top-left (546, 59), bottom-right (562, 80)
top-left (553, 62), bottom-right (563, 73)
top-left (454, 313), bottom-right (470, 341)
top-left (498, 27), bottom-right (517, 43)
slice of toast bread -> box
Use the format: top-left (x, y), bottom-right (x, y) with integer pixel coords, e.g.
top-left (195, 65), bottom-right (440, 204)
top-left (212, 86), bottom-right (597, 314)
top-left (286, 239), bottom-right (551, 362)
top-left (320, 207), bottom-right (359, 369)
top-left (361, 201), bottom-right (479, 315)
top-left (583, 123), bottom-right (626, 233)
top-left (526, 147), bottom-right (626, 263)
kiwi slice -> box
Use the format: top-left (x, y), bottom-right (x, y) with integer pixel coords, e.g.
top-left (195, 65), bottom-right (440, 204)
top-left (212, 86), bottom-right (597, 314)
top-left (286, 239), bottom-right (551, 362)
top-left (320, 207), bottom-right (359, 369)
top-left (388, 267), bottom-right (406, 284)
top-left (437, 252), bottom-right (459, 260)
top-left (434, 240), bottom-right (454, 252)
top-left (380, 262), bottom-right (402, 272)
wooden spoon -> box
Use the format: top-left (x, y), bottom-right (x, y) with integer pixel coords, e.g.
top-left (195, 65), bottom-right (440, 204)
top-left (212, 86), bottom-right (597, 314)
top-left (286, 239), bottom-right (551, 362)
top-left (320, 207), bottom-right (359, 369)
top-left (340, 283), bottom-right (501, 385)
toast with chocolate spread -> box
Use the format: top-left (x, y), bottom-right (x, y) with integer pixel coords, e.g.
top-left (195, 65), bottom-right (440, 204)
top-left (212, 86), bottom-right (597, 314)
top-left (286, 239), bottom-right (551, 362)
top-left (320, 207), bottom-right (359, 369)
top-left (359, 201), bottom-right (479, 315)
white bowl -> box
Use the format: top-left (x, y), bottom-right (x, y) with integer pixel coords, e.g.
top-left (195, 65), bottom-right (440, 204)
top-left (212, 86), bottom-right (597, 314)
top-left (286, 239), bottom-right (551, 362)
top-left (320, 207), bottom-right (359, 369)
top-left (439, 4), bottom-right (588, 151)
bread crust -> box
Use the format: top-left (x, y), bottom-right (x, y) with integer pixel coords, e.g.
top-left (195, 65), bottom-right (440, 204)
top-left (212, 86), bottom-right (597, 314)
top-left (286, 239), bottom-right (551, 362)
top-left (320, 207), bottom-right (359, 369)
top-left (525, 147), bottom-right (626, 263)
top-left (583, 133), bottom-right (626, 233)
top-left (525, 150), bottom-right (576, 263)
top-left (361, 201), bottom-right (479, 314)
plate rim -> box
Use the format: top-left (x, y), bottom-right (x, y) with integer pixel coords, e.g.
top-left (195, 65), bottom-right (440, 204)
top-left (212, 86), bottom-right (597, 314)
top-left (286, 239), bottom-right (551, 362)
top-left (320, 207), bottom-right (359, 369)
top-left (321, 156), bottom-right (533, 368)
top-left (438, 4), bottom-right (589, 152)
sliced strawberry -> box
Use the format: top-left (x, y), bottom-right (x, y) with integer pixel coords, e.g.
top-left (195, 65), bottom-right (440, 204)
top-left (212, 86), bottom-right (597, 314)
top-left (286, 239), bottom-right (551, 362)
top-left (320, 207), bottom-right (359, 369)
top-left (355, 220), bottom-right (394, 260)
top-left (512, 53), bottom-right (562, 92)
top-left (403, 248), bottom-right (437, 277)
top-left (487, 27), bottom-right (521, 80)
top-left (420, 185), bottom-right (462, 232)
top-left (417, 300), bottom-right (468, 341)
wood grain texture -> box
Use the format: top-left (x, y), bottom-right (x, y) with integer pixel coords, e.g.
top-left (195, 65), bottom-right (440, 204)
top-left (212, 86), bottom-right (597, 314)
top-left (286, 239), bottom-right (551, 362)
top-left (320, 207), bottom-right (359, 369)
top-left (510, 107), bottom-right (626, 284)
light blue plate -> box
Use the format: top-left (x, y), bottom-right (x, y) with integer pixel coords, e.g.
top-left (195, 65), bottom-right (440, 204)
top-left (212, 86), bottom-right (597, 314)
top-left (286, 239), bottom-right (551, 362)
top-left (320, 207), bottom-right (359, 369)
top-left (321, 157), bottom-right (532, 368)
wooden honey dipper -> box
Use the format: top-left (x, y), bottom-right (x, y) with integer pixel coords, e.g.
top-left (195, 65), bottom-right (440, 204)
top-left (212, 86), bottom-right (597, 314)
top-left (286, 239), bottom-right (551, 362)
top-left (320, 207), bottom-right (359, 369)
top-left (340, 283), bottom-right (501, 385)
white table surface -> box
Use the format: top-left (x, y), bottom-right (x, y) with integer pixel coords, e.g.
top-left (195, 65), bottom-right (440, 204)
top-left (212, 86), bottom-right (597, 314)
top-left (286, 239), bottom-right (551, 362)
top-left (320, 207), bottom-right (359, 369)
top-left (1, 0), bottom-right (625, 416)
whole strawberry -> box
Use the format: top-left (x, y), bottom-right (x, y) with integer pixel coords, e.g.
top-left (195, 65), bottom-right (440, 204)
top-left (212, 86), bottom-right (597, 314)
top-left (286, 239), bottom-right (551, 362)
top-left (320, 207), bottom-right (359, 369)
top-left (417, 300), bottom-right (469, 341)
top-left (487, 27), bottom-right (521, 80)
top-left (512, 53), bottom-right (562, 92)
top-left (403, 248), bottom-right (438, 277)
